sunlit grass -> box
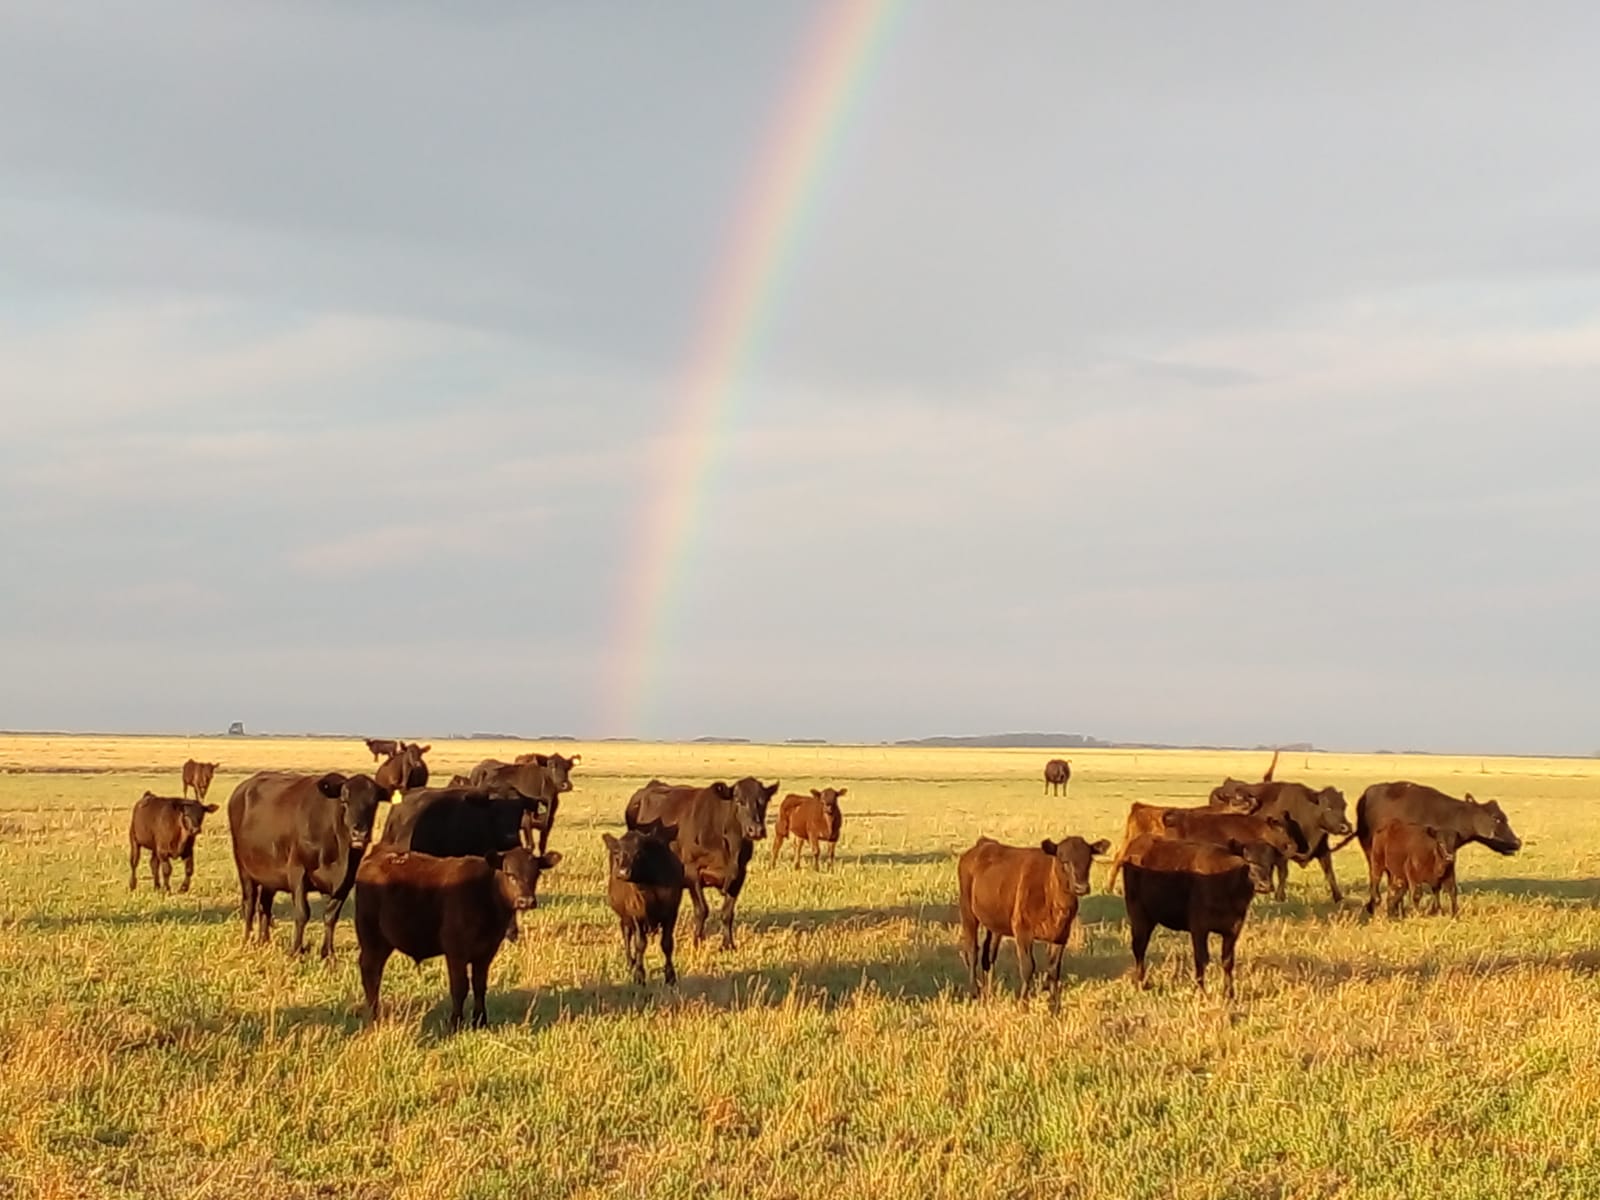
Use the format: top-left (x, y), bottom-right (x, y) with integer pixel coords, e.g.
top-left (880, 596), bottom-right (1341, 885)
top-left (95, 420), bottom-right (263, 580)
top-left (2, 735), bottom-right (1598, 1198)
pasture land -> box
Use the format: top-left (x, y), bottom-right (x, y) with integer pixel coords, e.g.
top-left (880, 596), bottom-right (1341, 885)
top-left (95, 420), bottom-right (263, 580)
top-left (2, 735), bottom-right (1599, 1200)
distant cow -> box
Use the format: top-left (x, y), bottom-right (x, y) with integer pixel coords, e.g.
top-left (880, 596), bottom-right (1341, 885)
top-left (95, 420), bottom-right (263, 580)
top-left (128, 791), bottom-right (218, 892)
top-left (1106, 803), bottom-right (1298, 895)
top-left (603, 826), bottom-right (687, 985)
top-left (1369, 821), bottom-right (1465, 917)
top-left (365, 738), bottom-right (400, 762)
top-left (227, 771), bottom-right (392, 956)
top-left (770, 787), bottom-right (845, 870)
top-left (377, 786), bottom-right (561, 909)
top-left (375, 743), bottom-right (430, 794)
top-left (624, 776), bottom-right (777, 950)
top-left (957, 835), bottom-right (1110, 1004)
top-left (181, 759), bottom-right (218, 801)
top-left (1355, 782), bottom-right (1521, 915)
top-left (1043, 759), bottom-right (1071, 795)
top-left (355, 848), bottom-right (547, 1028)
top-left (1119, 835), bottom-right (1277, 999)
top-left (468, 754), bottom-right (579, 855)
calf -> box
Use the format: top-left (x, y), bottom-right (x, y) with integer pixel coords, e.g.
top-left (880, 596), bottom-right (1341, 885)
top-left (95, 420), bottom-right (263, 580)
top-left (770, 787), bottom-right (845, 870)
top-left (1370, 821), bottom-right (1463, 917)
top-left (375, 743), bottom-right (430, 794)
top-left (1107, 803), bottom-right (1297, 895)
top-left (181, 759), bottom-right (218, 801)
top-left (1119, 835), bottom-right (1277, 999)
top-left (957, 834), bottom-right (1111, 1005)
top-left (128, 791), bottom-right (218, 892)
top-left (354, 848), bottom-right (547, 1029)
top-left (603, 827), bottom-right (686, 985)
top-left (365, 738), bottom-right (400, 762)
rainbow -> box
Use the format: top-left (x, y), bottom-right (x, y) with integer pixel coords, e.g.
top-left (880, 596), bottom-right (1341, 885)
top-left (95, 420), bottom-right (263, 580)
top-left (603, 0), bottom-right (906, 735)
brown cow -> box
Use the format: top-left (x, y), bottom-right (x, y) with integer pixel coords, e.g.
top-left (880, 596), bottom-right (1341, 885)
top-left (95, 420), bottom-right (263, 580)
top-left (365, 738), bottom-right (401, 762)
top-left (375, 743), bottom-right (430, 794)
top-left (468, 754), bottom-right (579, 855)
top-left (128, 791), bottom-right (218, 892)
top-left (770, 787), bottom-right (845, 870)
top-left (1043, 759), bottom-right (1071, 795)
top-left (1355, 782), bottom-right (1521, 915)
top-left (603, 826), bottom-right (686, 985)
top-left (1119, 834), bottom-right (1277, 999)
top-left (354, 848), bottom-right (547, 1028)
top-left (1106, 802), bottom-right (1298, 895)
top-left (624, 776), bottom-right (776, 950)
top-left (957, 835), bottom-right (1111, 1004)
top-left (1369, 821), bottom-right (1465, 917)
top-left (181, 759), bottom-right (218, 801)
top-left (1209, 770), bottom-right (1353, 902)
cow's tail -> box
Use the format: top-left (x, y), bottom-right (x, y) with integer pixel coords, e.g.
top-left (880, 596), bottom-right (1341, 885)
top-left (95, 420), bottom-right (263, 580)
top-left (1263, 748), bottom-right (1279, 782)
top-left (1325, 831), bottom-right (1360, 854)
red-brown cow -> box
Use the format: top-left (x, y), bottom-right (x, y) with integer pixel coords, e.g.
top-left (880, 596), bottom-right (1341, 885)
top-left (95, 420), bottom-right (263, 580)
top-left (1369, 821), bottom-right (1464, 917)
top-left (181, 759), bottom-right (218, 801)
top-left (128, 791), bottom-right (218, 892)
top-left (770, 787), bottom-right (845, 870)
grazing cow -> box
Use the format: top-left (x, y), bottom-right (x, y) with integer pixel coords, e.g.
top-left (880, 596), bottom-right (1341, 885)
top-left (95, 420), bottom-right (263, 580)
top-left (468, 754), bottom-right (579, 855)
top-left (128, 791), bottom-right (218, 892)
top-left (624, 776), bottom-right (777, 950)
top-left (957, 835), bottom-right (1110, 1004)
top-left (377, 786), bottom-right (562, 909)
top-left (1209, 770), bottom-right (1354, 902)
top-left (354, 848), bottom-right (547, 1028)
top-left (227, 771), bottom-right (392, 956)
top-left (1106, 803), bottom-right (1298, 895)
top-left (181, 759), bottom-right (218, 801)
top-left (1355, 782), bottom-right (1521, 915)
top-left (1043, 759), bottom-right (1071, 795)
top-left (1370, 821), bottom-right (1465, 917)
top-left (1119, 834), bottom-right (1277, 999)
top-left (375, 743), bottom-right (430, 794)
top-left (365, 738), bottom-right (400, 763)
top-left (603, 826), bottom-right (687, 985)
top-left (770, 787), bottom-right (845, 870)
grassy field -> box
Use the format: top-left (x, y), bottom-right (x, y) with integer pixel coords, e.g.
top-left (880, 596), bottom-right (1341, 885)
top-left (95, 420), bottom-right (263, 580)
top-left (2, 735), bottom-right (1599, 1200)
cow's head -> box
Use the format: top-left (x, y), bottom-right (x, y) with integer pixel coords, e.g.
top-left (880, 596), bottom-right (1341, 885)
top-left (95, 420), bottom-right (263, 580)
top-left (1227, 839), bottom-right (1281, 894)
top-left (318, 773), bottom-right (391, 850)
top-left (1314, 787), bottom-right (1352, 836)
top-left (1464, 795), bottom-right (1521, 855)
top-left (1041, 835), bottom-right (1111, 896)
top-left (731, 777), bottom-right (778, 841)
top-left (603, 830), bottom-right (651, 883)
top-left (1210, 777), bottom-right (1264, 813)
top-left (490, 847), bottom-right (561, 910)
top-left (178, 799), bottom-right (219, 837)
top-left (813, 786), bottom-right (847, 818)
top-left (544, 753), bottom-right (580, 793)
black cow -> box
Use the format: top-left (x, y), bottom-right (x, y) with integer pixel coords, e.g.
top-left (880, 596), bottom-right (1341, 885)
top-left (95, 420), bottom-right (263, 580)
top-left (376, 786), bottom-right (561, 910)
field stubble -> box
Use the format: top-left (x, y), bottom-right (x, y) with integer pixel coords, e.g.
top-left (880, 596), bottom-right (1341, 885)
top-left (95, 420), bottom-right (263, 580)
top-left (2, 736), bottom-right (1599, 1199)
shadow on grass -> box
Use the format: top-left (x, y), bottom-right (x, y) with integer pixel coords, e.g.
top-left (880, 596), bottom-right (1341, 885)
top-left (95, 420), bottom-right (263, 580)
top-left (752, 902), bottom-right (957, 931)
top-left (1259, 946), bottom-right (1600, 985)
top-left (1460, 877), bottom-right (1600, 903)
top-left (847, 850), bottom-right (954, 866)
top-left (17, 902), bottom-right (239, 931)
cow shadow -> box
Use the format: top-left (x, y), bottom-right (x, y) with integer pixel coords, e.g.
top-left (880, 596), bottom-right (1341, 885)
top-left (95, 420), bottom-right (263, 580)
top-left (1460, 878), bottom-right (1600, 903)
top-left (17, 902), bottom-right (238, 931)
top-left (1257, 947), bottom-right (1600, 987)
top-left (751, 902), bottom-right (957, 931)
top-left (847, 850), bottom-right (953, 866)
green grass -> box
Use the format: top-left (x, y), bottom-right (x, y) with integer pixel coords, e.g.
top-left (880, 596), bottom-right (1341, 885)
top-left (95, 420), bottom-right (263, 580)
top-left (2, 736), bottom-right (1599, 1199)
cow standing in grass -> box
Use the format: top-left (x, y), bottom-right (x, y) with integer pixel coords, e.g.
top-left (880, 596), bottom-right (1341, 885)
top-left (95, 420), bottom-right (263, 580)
top-left (129, 791), bottom-right (218, 892)
top-left (603, 826), bottom-right (686, 985)
top-left (181, 759), bottom-right (218, 801)
top-left (1043, 759), bottom-right (1071, 796)
top-left (770, 787), bottom-right (845, 870)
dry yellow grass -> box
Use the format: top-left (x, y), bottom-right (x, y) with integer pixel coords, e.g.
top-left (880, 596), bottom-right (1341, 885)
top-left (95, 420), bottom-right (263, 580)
top-left (2, 735), bottom-right (1599, 1199)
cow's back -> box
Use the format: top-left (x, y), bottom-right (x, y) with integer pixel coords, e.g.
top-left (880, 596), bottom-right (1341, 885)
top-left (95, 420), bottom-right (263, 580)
top-left (1359, 782), bottom-right (1460, 843)
top-left (1373, 820), bottom-right (1451, 886)
top-left (228, 772), bottom-right (330, 888)
top-left (958, 839), bottom-right (1044, 937)
top-left (356, 851), bottom-right (497, 964)
top-left (626, 782), bottom-right (697, 831)
top-left (379, 788), bottom-right (523, 857)
top-left (1122, 836), bottom-right (1252, 930)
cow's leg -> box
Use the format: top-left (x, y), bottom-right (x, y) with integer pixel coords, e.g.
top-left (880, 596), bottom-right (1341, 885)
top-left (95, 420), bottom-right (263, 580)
top-left (1318, 850), bottom-right (1343, 904)
top-left (1274, 859), bottom-right (1288, 903)
top-left (1445, 862), bottom-right (1459, 917)
top-left (1364, 853), bottom-right (1383, 916)
top-left (826, 840), bottom-right (837, 871)
top-left (627, 922), bottom-right (646, 985)
top-left (686, 878), bottom-right (710, 944)
top-left (287, 868), bottom-right (311, 955)
top-left (1387, 877), bottom-right (1406, 918)
top-left (1014, 934), bottom-right (1035, 1001)
top-left (256, 888), bottom-right (276, 944)
top-left (150, 852), bottom-right (165, 892)
top-left (793, 835), bottom-right (803, 870)
top-left (769, 829), bottom-right (784, 869)
top-left (717, 890), bottom-right (738, 952)
top-left (470, 958), bottom-right (491, 1028)
top-left (445, 956), bottom-right (469, 1031)
top-left (809, 832), bottom-right (821, 871)
top-left (129, 841), bottom-right (141, 890)
top-left (662, 893), bottom-right (683, 985)
top-left (178, 850), bottom-right (195, 894)
top-left (320, 888), bottom-right (352, 960)
top-left (1220, 932), bottom-right (1238, 1000)
top-left (1045, 941), bottom-right (1066, 1011)
top-left (360, 943), bottom-right (390, 1023)
top-left (1190, 930), bottom-right (1210, 994)
top-left (960, 912), bottom-right (982, 996)
top-left (1130, 916), bottom-right (1153, 990)
top-left (240, 876), bottom-right (255, 937)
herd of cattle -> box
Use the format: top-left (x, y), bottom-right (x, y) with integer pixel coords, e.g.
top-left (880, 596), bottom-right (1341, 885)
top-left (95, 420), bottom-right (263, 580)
top-left (121, 746), bottom-right (1522, 1026)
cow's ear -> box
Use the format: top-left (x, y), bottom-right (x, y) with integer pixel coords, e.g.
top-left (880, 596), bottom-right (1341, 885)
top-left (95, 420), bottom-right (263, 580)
top-left (811, 789), bottom-right (822, 799)
top-left (1463, 792), bottom-right (1476, 804)
top-left (1090, 838), bottom-right (1111, 856)
top-left (1040, 839), bottom-right (1057, 855)
top-left (569, 754), bottom-right (581, 765)
top-left (602, 833), bottom-right (619, 855)
top-left (765, 781), bottom-right (779, 799)
top-left (1225, 839), bottom-right (1246, 857)
top-left (485, 851), bottom-right (504, 871)
top-left (835, 788), bottom-right (847, 798)
top-left (204, 803), bottom-right (219, 813)
top-left (418, 745), bottom-right (431, 755)
top-left (713, 781), bottom-right (733, 799)
top-left (316, 773), bottom-right (345, 799)
top-left (540, 851), bottom-right (563, 870)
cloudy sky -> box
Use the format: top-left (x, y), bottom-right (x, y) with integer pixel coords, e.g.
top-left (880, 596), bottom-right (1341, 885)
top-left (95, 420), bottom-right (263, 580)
top-left (3, 3), bottom-right (1597, 753)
